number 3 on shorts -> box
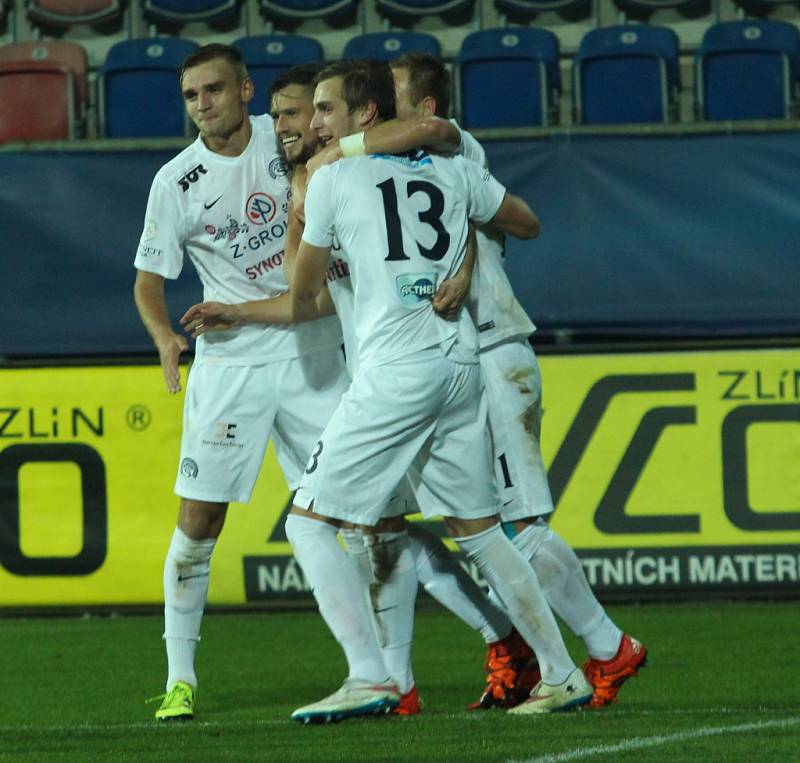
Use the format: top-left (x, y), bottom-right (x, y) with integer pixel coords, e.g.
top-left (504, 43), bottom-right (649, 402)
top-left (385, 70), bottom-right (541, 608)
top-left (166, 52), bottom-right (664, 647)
top-left (305, 440), bottom-right (324, 474)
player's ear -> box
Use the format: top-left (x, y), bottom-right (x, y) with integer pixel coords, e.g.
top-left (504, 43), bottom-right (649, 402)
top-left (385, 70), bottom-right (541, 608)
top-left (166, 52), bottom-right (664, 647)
top-left (241, 76), bottom-right (255, 104)
top-left (358, 100), bottom-right (378, 128)
top-left (420, 96), bottom-right (437, 117)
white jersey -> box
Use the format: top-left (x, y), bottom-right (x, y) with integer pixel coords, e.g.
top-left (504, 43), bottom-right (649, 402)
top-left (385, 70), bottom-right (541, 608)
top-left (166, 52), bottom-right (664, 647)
top-left (302, 149), bottom-right (506, 370)
top-left (455, 122), bottom-right (537, 350)
top-left (135, 114), bottom-right (341, 365)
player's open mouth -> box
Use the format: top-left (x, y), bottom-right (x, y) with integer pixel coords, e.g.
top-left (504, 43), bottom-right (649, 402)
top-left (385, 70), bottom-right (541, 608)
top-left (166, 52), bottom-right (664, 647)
top-left (320, 136), bottom-right (333, 146)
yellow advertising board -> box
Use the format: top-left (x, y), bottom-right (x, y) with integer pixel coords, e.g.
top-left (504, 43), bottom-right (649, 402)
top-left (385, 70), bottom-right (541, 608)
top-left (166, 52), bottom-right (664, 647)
top-left (1, 347), bottom-right (798, 606)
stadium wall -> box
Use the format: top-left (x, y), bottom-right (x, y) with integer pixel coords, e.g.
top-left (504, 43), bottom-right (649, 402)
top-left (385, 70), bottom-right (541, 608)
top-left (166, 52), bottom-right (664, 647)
top-left (1, 130), bottom-right (799, 359)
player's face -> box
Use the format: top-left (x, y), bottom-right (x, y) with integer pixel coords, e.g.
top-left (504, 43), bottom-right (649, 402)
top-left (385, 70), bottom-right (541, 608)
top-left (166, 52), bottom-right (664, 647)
top-left (271, 84), bottom-right (318, 166)
top-left (391, 66), bottom-right (422, 120)
top-left (310, 76), bottom-right (359, 146)
top-left (181, 59), bottom-right (252, 140)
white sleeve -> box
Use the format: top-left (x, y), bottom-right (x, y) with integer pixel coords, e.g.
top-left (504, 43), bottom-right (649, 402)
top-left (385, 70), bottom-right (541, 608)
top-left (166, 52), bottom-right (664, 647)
top-left (461, 158), bottom-right (506, 226)
top-left (451, 119), bottom-right (488, 169)
top-left (133, 176), bottom-right (185, 280)
top-left (301, 166), bottom-right (336, 249)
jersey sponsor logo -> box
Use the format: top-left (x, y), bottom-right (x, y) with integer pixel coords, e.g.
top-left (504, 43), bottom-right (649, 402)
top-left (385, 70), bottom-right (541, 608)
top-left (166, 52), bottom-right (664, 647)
top-left (210, 216), bottom-right (250, 243)
top-left (137, 244), bottom-right (163, 258)
top-left (268, 157), bottom-right (289, 179)
top-left (245, 251), bottom-right (283, 280)
top-left (325, 258), bottom-right (350, 284)
top-left (177, 164), bottom-right (207, 192)
top-left (179, 457), bottom-right (198, 478)
top-left (246, 192), bottom-right (277, 226)
top-left (371, 149), bottom-right (432, 168)
top-left (201, 422), bottom-right (244, 449)
top-left (396, 273), bottom-right (436, 304)
top-left (204, 195), bottom-right (223, 210)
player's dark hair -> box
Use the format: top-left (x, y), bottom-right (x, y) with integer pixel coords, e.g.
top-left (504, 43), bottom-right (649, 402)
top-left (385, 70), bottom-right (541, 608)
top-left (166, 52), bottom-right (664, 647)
top-left (180, 43), bottom-right (248, 85)
top-left (270, 62), bottom-right (326, 99)
top-left (390, 53), bottom-right (450, 118)
top-left (315, 59), bottom-right (396, 122)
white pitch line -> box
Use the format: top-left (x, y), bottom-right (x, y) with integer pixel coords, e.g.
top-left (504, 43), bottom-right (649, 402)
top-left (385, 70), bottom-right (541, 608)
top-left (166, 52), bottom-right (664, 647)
top-left (506, 717), bottom-right (800, 763)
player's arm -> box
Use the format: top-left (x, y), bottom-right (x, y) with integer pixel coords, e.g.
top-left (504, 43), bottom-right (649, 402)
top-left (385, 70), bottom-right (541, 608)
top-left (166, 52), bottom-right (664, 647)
top-left (134, 270), bottom-right (188, 394)
top-left (293, 241), bottom-right (331, 306)
top-left (488, 192), bottom-right (540, 240)
top-left (433, 224), bottom-right (477, 320)
top-left (306, 117), bottom-right (460, 179)
top-left (180, 287), bottom-right (337, 337)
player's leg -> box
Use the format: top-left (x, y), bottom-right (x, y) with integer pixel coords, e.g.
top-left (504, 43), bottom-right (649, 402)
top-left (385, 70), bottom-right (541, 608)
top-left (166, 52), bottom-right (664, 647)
top-left (365, 514), bottom-right (420, 714)
top-left (158, 499), bottom-right (226, 720)
top-left (287, 354), bottom-right (452, 722)
top-left (156, 363), bottom-right (278, 721)
top-left (274, 351), bottom-right (400, 720)
top-left (510, 518), bottom-right (647, 707)
top-left (414, 358), bottom-right (591, 714)
top-left (486, 342), bottom-right (646, 706)
top-left (404, 519), bottom-right (534, 709)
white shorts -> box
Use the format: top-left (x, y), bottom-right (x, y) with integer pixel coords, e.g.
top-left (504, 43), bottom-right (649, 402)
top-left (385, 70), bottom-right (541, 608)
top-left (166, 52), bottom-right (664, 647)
top-left (295, 347), bottom-right (500, 526)
top-left (481, 341), bottom-right (554, 522)
top-left (175, 348), bottom-right (350, 504)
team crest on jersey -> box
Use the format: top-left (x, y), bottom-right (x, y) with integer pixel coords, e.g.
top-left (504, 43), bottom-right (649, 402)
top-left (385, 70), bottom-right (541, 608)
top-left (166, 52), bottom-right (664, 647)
top-left (246, 192), bottom-right (277, 226)
top-left (211, 215), bottom-right (249, 242)
top-left (268, 157), bottom-right (289, 179)
top-left (180, 458), bottom-right (198, 478)
top-left (396, 273), bottom-right (437, 305)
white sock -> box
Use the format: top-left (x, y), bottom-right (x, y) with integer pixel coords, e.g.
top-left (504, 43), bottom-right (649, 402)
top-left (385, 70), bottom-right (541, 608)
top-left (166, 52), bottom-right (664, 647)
top-left (455, 524), bottom-right (575, 685)
top-left (163, 526), bottom-right (216, 691)
top-left (340, 528), bottom-right (373, 588)
top-left (407, 522), bottom-right (511, 644)
top-left (523, 527), bottom-right (622, 660)
top-left (285, 514), bottom-right (390, 684)
top-left (365, 530), bottom-right (418, 694)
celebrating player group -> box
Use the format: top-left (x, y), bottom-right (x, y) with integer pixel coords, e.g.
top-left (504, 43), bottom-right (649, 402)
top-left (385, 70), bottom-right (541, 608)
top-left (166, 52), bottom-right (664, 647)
top-left (134, 43), bottom-right (647, 724)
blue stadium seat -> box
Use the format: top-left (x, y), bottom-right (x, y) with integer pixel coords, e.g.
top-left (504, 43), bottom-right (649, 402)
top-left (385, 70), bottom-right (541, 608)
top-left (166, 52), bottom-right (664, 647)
top-left (377, 0), bottom-right (473, 18)
top-left (456, 28), bottom-right (560, 128)
top-left (573, 25), bottom-right (680, 125)
top-left (696, 20), bottom-right (800, 121)
top-left (495, 0), bottom-right (589, 15)
top-left (258, 0), bottom-right (356, 21)
top-left (28, 0), bottom-right (123, 26)
top-left (342, 32), bottom-right (441, 61)
top-left (234, 34), bottom-right (323, 116)
top-left (143, 0), bottom-right (239, 23)
top-left (99, 38), bottom-right (198, 138)
top-left (612, 0), bottom-right (706, 12)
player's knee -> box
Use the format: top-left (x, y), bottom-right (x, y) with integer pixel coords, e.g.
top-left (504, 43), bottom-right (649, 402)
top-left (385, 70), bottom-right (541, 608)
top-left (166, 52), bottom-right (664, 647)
top-left (178, 498), bottom-right (227, 540)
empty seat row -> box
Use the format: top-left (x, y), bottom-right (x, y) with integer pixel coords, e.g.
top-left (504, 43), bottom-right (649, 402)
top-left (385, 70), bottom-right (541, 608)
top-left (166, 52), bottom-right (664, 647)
top-left (463, 20), bottom-right (800, 127)
top-left (23, 0), bottom-right (469, 26)
top-left (1, 20), bottom-right (799, 143)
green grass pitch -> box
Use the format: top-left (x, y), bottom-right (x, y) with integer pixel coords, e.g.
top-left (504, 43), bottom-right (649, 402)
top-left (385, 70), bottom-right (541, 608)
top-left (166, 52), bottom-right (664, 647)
top-left (2, 601), bottom-right (798, 762)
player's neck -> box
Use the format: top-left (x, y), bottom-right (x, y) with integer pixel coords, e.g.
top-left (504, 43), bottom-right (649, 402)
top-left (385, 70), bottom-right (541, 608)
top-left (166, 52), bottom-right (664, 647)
top-left (202, 115), bottom-right (253, 157)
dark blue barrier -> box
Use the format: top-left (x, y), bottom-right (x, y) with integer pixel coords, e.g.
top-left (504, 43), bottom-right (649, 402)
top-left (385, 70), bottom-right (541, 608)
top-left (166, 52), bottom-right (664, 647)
top-left (488, 132), bottom-right (800, 340)
top-left (1, 131), bottom-right (799, 358)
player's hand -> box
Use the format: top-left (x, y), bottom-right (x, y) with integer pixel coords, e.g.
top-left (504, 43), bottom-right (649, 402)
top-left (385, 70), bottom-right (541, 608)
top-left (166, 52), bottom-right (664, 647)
top-left (305, 142), bottom-right (343, 181)
top-left (156, 333), bottom-right (188, 394)
top-left (433, 276), bottom-right (469, 321)
top-left (180, 302), bottom-right (238, 337)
